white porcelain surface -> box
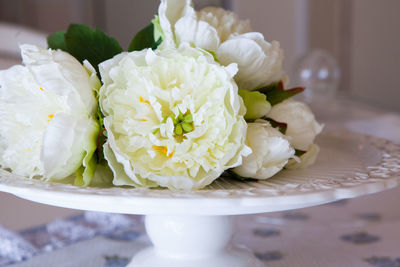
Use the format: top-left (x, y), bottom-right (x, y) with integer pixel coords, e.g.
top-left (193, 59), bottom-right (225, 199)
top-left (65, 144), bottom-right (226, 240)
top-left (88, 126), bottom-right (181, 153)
top-left (129, 246), bottom-right (264, 267)
top-left (128, 215), bottom-right (264, 267)
top-left (146, 215), bottom-right (232, 258)
top-left (0, 131), bottom-right (399, 216)
top-left (1, 131), bottom-right (399, 267)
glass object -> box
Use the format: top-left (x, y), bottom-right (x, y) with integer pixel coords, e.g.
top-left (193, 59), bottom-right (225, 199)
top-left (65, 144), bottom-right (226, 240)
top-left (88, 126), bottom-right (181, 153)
top-left (293, 49), bottom-right (341, 103)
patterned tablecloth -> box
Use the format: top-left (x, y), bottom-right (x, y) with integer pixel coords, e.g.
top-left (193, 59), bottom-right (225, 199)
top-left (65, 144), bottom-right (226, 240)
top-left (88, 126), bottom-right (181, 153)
top-left (1, 95), bottom-right (400, 267)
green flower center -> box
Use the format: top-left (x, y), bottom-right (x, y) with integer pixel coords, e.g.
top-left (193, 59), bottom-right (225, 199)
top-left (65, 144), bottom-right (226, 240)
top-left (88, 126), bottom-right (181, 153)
top-left (169, 111), bottom-right (194, 136)
top-left (152, 111), bottom-right (194, 140)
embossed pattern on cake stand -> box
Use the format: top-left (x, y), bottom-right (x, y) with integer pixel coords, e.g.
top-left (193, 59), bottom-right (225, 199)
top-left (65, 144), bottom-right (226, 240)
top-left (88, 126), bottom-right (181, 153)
top-left (1, 131), bottom-right (400, 267)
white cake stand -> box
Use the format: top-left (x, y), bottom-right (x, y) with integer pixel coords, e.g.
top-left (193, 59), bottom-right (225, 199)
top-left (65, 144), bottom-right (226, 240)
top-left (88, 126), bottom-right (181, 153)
top-left (1, 131), bottom-right (400, 267)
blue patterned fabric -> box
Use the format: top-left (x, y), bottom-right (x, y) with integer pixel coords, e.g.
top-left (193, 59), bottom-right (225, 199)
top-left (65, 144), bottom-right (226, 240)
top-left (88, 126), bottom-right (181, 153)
top-left (253, 228), bottom-right (280, 237)
top-left (254, 251), bottom-right (284, 261)
top-left (341, 232), bottom-right (380, 245)
top-left (103, 255), bottom-right (130, 267)
top-left (365, 256), bottom-right (400, 267)
top-left (0, 213), bottom-right (141, 266)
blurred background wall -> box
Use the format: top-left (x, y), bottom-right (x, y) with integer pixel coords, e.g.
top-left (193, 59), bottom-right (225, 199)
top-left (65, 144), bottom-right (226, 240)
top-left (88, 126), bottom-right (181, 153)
top-left (0, 0), bottom-right (399, 229)
top-left (1, 0), bottom-right (399, 111)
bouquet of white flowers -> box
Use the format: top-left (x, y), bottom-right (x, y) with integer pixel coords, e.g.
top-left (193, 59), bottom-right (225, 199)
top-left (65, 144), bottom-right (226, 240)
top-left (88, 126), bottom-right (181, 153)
top-left (0, 0), bottom-right (322, 190)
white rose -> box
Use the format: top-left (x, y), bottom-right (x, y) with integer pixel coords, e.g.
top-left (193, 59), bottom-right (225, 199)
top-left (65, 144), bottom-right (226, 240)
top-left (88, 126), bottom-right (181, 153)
top-left (0, 44), bottom-right (100, 184)
top-left (217, 33), bottom-right (284, 90)
top-left (157, 0), bottom-right (284, 90)
top-left (267, 99), bottom-right (323, 151)
top-left (286, 144), bottom-right (320, 169)
top-left (99, 44), bottom-right (250, 190)
top-left (233, 120), bottom-right (294, 179)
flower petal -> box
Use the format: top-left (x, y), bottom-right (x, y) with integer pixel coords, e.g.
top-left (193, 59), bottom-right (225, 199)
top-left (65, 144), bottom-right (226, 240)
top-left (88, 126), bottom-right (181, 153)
top-left (158, 0), bottom-right (192, 48)
top-left (41, 113), bottom-right (84, 179)
top-left (99, 45), bottom-right (249, 189)
top-left (73, 118), bottom-right (99, 186)
top-left (233, 120), bottom-right (294, 179)
top-left (286, 144), bottom-right (320, 169)
top-left (218, 33), bottom-right (284, 90)
top-left (267, 100), bottom-right (323, 151)
top-left (198, 7), bottom-right (252, 42)
top-left (175, 13), bottom-right (219, 51)
top-left (103, 143), bottom-right (142, 187)
top-left (1, 45), bottom-right (100, 183)
top-left (0, 65), bottom-right (45, 177)
top-left (20, 44), bottom-right (98, 115)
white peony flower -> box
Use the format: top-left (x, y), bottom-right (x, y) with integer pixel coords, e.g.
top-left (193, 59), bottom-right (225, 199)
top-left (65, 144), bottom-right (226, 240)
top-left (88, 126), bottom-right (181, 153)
top-left (99, 44), bottom-right (250, 190)
top-left (197, 7), bottom-right (252, 44)
top-left (158, 1), bottom-right (249, 51)
top-left (286, 144), bottom-right (320, 169)
top-left (267, 99), bottom-right (323, 151)
top-left (0, 44), bottom-right (100, 184)
top-left (158, 0), bottom-right (285, 90)
top-left (233, 120), bottom-right (294, 179)
top-left (217, 33), bottom-right (284, 90)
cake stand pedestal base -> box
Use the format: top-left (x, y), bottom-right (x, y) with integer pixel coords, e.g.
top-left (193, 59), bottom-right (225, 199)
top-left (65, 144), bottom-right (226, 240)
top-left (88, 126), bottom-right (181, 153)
top-left (128, 215), bottom-right (264, 267)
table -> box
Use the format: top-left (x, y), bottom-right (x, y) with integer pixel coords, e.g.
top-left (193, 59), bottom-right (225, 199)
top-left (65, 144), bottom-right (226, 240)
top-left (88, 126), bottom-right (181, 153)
top-left (1, 94), bottom-right (400, 267)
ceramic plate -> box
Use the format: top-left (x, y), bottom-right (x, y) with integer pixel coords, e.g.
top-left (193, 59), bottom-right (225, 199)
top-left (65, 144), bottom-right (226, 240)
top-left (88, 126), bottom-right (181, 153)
top-left (0, 131), bottom-right (399, 215)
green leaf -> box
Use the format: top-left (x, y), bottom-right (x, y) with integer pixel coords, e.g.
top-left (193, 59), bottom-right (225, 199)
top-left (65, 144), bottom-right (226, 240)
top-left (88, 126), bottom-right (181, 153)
top-left (64, 24), bottom-right (123, 74)
top-left (47, 24), bottom-right (123, 75)
top-left (257, 81), bottom-right (305, 106)
top-left (238, 89), bottom-right (271, 120)
top-left (257, 81), bottom-right (280, 93)
top-left (153, 38), bottom-right (163, 49)
top-left (88, 163), bottom-right (114, 188)
top-left (74, 166), bottom-right (85, 186)
top-left (74, 120), bottom-right (100, 186)
top-left (47, 31), bottom-right (67, 51)
top-left (152, 16), bottom-right (164, 42)
top-left (128, 23), bottom-right (162, 52)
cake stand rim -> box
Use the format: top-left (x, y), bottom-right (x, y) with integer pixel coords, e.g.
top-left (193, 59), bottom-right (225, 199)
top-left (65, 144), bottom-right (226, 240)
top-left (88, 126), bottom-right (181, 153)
top-left (0, 130), bottom-right (399, 215)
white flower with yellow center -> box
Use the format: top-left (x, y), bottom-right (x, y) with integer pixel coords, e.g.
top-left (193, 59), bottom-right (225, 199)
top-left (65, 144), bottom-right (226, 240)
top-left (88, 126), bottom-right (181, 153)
top-left (99, 44), bottom-right (250, 190)
top-left (0, 44), bottom-right (100, 185)
top-left (158, 0), bottom-right (285, 90)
